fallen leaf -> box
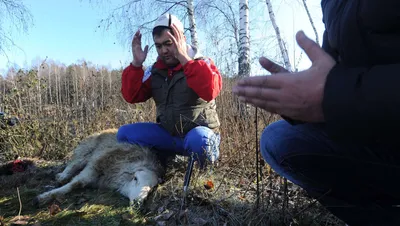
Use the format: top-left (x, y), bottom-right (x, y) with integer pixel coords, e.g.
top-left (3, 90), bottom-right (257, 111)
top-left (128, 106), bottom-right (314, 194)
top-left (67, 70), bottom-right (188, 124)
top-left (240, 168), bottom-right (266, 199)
top-left (204, 180), bottom-right (214, 190)
top-left (10, 220), bottom-right (28, 225)
top-left (48, 203), bottom-right (61, 215)
top-left (9, 216), bottom-right (30, 225)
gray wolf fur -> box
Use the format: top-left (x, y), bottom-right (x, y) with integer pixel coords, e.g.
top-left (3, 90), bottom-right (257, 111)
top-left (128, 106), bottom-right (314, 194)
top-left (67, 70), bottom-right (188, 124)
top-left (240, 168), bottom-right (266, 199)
top-left (33, 128), bottom-right (166, 207)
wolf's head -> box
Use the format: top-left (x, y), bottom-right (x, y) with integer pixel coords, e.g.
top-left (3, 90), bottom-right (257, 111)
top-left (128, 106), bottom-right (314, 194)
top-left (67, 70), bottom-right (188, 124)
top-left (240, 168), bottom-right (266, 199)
top-left (118, 167), bottom-right (160, 206)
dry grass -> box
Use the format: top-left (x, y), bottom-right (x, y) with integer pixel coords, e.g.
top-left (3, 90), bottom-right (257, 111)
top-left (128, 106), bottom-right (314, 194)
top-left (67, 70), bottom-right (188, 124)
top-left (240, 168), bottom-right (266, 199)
top-left (0, 69), bottom-right (345, 225)
top-left (0, 158), bottom-right (343, 226)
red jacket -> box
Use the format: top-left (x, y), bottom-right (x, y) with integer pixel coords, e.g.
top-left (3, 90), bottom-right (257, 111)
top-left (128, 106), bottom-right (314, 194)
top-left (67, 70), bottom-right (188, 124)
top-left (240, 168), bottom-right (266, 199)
top-left (121, 56), bottom-right (222, 104)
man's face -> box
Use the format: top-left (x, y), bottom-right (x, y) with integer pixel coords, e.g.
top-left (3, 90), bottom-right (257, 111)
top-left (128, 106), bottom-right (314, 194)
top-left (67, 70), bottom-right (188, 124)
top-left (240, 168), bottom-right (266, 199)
top-left (153, 29), bottom-right (180, 67)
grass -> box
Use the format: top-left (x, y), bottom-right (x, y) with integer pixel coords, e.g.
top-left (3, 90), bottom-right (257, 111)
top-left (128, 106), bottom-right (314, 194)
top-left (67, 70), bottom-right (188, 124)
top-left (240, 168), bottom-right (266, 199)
top-left (0, 156), bottom-right (344, 226)
top-left (0, 73), bottom-right (345, 225)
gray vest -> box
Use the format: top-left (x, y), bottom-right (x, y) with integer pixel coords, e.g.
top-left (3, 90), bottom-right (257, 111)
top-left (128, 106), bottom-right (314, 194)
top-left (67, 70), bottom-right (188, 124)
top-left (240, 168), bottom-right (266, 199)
top-left (150, 64), bottom-right (220, 137)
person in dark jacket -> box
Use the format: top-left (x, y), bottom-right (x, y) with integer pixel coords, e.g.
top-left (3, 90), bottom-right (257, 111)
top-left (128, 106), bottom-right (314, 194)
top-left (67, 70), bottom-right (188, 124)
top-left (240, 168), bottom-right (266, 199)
top-left (233, 1), bottom-right (400, 225)
top-left (117, 13), bottom-right (222, 169)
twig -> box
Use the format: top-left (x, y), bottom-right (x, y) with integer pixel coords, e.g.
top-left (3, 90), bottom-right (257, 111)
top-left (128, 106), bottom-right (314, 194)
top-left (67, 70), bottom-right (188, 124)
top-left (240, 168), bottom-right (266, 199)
top-left (17, 187), bottom-right (22, 219)
top-left (255, 106), bottom-right (260, 209)
top-left (282, 178), bottom-right (288, 225)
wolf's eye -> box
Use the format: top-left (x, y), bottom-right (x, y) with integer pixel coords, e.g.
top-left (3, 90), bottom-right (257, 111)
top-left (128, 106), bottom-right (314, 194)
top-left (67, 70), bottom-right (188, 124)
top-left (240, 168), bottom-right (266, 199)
top-left (134, 176), bottom-right (137, 181)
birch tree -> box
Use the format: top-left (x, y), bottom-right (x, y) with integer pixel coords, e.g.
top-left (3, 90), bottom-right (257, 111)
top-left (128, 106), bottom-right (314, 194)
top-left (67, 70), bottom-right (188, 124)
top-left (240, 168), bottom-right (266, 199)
top-left (301, 0), bottom-right (319, 45)
top-left (0, 0), bottom-right (33, 57)
top-left (238, 0), bottom-right (250, 78)
top-left (187, 0), bottom-right (198, 49)
top-left (90, 0), bottom-right (200, 51)
top-left (265, 0), bottom-right (292, 71)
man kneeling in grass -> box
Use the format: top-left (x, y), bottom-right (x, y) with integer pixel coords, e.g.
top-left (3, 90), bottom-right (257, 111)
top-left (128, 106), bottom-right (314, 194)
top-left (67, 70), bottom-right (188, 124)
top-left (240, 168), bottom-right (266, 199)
top-left (233, 1), bottom-right (400, 225)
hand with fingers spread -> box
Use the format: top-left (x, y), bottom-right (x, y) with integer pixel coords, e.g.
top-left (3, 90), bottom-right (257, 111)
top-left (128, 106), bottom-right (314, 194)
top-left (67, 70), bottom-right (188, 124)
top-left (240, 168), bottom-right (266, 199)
top-left (166, 24), bottom-right (191, 66)
top-left (132, 29), bottom-right (149, 67)
top-left (233, 31), bottom-right (336, 122)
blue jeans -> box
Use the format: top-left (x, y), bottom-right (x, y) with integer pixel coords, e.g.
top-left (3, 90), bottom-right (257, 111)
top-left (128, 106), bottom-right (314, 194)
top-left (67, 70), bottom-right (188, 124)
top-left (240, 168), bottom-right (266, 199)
top-left (116, 122), bottom-right (220, 168)
top-left (261, 120), bottom-right (400, 226)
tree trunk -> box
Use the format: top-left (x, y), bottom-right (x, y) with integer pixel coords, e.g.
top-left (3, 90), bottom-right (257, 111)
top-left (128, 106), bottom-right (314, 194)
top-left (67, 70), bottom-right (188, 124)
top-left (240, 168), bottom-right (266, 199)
top-left (265, 0), bottom-right (292, 71)
top-left (101, 70), bottom-right (104, 111)
top-left (55, 66), bottom-right (59, 108)
top-left (187, 0), bottom-right (199, 49)
top-left (238, 0), bottom-right (250, 78)
top-left (301, 0), bottom-right (319, 45)
top-left (48, 65), bottom-right (52, 104)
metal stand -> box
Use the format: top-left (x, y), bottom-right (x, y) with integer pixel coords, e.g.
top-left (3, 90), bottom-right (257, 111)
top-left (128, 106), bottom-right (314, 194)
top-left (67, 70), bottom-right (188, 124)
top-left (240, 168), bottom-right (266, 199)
top-left (183, 153), bottom-right (195, 194)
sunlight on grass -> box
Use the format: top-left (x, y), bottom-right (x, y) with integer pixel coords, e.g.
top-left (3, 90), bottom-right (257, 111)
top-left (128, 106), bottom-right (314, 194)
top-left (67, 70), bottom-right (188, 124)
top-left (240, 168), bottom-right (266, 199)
top-left (0, 75), bottom-right (344, 225)
top-left (0, 183), bottom-right (147, 226)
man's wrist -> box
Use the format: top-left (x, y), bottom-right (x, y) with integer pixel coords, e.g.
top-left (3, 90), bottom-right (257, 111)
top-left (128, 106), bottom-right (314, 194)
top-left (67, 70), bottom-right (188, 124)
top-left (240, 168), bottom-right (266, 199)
top-left (178, 54), bottom-right (192, 66)
top-left (131, 59), bottom-right (142, 67)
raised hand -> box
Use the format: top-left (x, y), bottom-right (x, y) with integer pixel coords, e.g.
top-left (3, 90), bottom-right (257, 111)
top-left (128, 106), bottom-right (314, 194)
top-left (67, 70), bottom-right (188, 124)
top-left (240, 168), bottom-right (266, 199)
top-left (131, 30), bottom-right (149, 67)
top-left (233, 31), bottom-right (336, 122)
top-left (166, 24), bottom-right (191, 65)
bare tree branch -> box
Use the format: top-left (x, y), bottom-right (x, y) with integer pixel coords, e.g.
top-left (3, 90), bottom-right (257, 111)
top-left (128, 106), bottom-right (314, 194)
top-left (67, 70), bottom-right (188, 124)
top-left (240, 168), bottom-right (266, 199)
top-left (301, 0), bottom-right (319, 45)
top-left (0, 0), bottom-right (33, 58)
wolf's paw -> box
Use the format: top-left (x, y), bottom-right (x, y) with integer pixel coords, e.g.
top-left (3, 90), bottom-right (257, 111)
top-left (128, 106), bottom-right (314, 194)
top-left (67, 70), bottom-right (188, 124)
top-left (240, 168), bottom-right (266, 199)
top-left (55, 173), bottom-right (68, 185)
top-left (32, 192), bottom-right (53, 208)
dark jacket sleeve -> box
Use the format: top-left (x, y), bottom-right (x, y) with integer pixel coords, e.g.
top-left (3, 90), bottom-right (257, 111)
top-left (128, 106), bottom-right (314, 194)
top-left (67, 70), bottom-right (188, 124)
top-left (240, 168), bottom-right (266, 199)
top-left (322, 61), bottom-right (400, 143)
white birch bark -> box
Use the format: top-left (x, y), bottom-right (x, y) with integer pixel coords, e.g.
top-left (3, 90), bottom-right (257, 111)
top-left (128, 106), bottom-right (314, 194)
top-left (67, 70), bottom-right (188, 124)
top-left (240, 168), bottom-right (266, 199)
top-left (265, 0), bottom-right (292, 71)
top-left (187, 0), bottom-right (199, 49)
top-left (239, 0), bottom-right (250, 77)
top-left (301, 0), bottom-right (319, 45)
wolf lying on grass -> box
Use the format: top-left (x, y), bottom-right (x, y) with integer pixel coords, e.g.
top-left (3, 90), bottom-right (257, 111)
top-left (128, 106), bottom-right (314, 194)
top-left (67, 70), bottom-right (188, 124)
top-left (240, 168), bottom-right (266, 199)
top-left (33, 128), bottom-right (167, 207)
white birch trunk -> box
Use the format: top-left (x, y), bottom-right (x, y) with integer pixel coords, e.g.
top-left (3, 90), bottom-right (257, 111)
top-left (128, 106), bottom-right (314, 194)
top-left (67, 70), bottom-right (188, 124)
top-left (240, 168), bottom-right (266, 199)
top-left (48, 65), bottom-right (52, 104)
top-left (239, 0), bottom-right (250, 78)
top-left (55, 66), bottom-right (59, 108)
top-left (37, 65), bottom-right (42, 112)
top-left (187, 0), bottom-right (199, 49)
top-left (265, 0), bottom-right (292, 71)
top-left (301, 0), bottom-right (319, 45)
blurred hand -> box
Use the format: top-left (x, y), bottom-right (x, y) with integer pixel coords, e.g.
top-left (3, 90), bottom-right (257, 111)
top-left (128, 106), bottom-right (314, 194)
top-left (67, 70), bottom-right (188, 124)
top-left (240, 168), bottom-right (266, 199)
top-left (131, 29), bottom-right (149, 67)
top-left (233, 31), bottom-right (336, 122)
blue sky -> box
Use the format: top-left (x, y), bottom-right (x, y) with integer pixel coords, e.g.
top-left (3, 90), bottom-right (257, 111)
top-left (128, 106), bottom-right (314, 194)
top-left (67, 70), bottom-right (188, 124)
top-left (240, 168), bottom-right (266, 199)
top-left (0, 0), bottom-right (325, 74)
top-left (0, 0), bottom-right (130, 72)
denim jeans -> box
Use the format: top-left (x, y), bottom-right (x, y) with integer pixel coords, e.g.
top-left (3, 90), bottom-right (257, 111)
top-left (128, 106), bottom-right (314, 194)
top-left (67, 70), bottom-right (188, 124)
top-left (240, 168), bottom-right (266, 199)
top-left (116, 122), bottom-right (220, 168)
top-left (260, 120), bottom-right (400, 226)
